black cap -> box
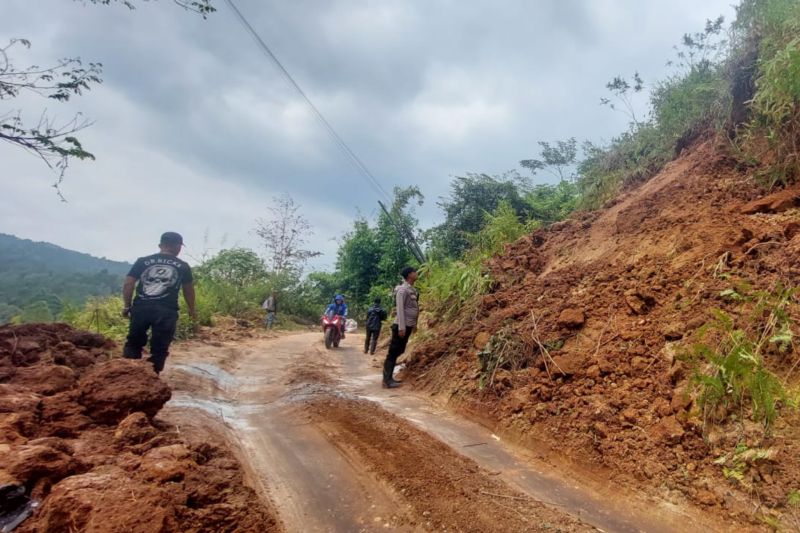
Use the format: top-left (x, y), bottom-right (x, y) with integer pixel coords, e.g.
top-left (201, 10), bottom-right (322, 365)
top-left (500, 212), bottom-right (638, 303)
top-left (160, 232), bottom-right (184, 246)
top-left (373, 297), bottom-right (381, 304)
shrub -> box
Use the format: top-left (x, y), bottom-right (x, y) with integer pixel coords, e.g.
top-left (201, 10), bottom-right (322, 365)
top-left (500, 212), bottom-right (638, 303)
top-left (689, 286), bottom-right (797, 434)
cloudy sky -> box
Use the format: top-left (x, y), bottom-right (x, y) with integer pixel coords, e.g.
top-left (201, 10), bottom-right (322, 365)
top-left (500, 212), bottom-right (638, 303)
top-left (2, 0), bottom-right (735, 270)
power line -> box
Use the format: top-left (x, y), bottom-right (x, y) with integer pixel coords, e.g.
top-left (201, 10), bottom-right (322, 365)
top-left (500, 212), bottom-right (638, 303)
top-left (223, 0), bottom-right (392, 203)
top-left (223, 0), bottom-right (427, 263)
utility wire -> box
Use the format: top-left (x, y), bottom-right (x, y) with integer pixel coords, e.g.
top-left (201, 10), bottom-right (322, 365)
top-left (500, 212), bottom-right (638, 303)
top-left (224, 0), bottom-right (427, 263)
top-left (224, 0), bottom-right (392, 203)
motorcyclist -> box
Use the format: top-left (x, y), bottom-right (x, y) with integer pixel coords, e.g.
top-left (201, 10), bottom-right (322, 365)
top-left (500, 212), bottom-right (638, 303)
top-left (324, 294), bottom-right (348, 339)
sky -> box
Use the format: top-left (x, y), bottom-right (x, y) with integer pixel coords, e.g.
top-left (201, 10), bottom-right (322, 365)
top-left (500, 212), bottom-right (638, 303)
top-left (2, 0), bottom-right (736, 270)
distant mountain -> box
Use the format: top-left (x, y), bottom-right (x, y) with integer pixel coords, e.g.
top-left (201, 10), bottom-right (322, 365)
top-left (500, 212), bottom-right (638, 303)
top-left (0, 233), bottom-right (132, 323)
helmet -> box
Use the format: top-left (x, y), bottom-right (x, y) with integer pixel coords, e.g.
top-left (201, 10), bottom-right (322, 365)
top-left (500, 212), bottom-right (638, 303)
top-left (334, 294), bottom-right (344, 302)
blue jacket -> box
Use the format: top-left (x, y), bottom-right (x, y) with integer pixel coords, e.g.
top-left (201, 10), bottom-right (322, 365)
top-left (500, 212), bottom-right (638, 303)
top-left (325, 302), bottom-right (348, 317)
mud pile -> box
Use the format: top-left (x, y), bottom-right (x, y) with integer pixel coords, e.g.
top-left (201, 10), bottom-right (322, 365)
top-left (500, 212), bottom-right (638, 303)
top-left (407, 140), bottom-right (800, 526)
top-left (0, 323), bottom-right (280, 532)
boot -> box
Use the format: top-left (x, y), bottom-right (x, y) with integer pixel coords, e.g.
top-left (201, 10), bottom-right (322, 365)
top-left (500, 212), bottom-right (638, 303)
top-left (382, 380), bottom-right (402, 389)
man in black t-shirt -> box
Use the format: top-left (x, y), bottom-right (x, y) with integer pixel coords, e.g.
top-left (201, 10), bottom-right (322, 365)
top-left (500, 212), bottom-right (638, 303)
top-left (122, 232), bottom-right (196, 373)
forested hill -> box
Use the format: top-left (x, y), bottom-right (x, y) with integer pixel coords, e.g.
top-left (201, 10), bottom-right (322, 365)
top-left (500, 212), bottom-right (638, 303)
top-left (0, 233), bottom-right (131, 323)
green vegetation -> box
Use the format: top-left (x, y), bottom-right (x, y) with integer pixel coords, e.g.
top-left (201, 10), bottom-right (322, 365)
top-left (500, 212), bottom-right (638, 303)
top-left (0, 233), bottom-right (129, 326)
top-left (689, 285), bottom-right (798, 434)
top-left (736, 0), bottom-right (800, 185)
top-left (420, 202), bottom-right (537, 320)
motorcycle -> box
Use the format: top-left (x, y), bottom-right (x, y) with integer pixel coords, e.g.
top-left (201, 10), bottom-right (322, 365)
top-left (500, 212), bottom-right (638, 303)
top-left (321, 314), bottom-right (344, 349)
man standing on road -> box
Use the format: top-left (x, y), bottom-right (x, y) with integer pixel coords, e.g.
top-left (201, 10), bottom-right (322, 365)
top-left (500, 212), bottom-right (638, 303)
top-left (364, 297), bottom-right (388, 355)
top-left (262, 291), bottom-right (277, 329)
top-left (382, 266), bottom-right (419, 388)
top-left (122, 232), bottom-right (196, 374)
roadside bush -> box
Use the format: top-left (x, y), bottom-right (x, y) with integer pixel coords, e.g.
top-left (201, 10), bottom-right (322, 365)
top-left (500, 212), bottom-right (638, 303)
top-left (60, 295), bottom-right (129, 342)
top-left (737, 0), bottom-right (800, 185)
top-left (420, 202), bottom-right (536, 320)
top-left (689, 286), bottom-right (797, 435)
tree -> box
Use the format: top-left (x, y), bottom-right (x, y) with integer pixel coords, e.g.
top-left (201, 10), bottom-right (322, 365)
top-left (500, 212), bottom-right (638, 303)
top-left (254, 194), bottom-right (321, 276)
top-left (520, 138), bottom-right (578, 182)
top-left (194, 248), bottom-right (267, 288)
top-left (84, 0), bottom-right (215, 16)
top-left (336, 219), bottom-right (381, 314)
top-left (1, 39), bottom-right (102, 197)
top-left (375, 186), bottom-right (424, 287)
top-left (2, 1), bottom-right (215, 195)
top-left (429, 174), bottom-right (530, 259)
top-left (599, 73), bottom-right (645, 126)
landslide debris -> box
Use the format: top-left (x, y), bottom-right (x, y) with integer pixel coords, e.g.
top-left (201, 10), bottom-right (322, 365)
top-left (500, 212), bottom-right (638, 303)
top-left (0, 323), bottom-right (281, 533)
top-left (406, 140), bottom-right (800, 528)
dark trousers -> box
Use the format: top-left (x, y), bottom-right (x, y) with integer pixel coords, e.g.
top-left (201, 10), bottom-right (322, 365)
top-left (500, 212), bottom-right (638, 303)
top-left (364, 328), bottom-right (380, 354)
top-left (383, 324), bottom-right (413, 383)
top-left (123, 305), bottom-right (178, 373)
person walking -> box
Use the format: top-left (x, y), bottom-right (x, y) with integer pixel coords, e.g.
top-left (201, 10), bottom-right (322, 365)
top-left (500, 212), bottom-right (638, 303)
top-left (382, 266), bottom-right (418, 388)
top-left (262, 291), bottom-right (277, 329)
top-left (122, 232), bottom-right (196, 374)
top-left (364, 297), bottom-right (388, 355)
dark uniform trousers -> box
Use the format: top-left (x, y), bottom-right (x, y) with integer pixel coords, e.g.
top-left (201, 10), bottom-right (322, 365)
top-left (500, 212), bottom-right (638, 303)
top-left (123, 305), bottom-right (178, 373)
top-left (383, 324), bottom-right (414, 383)
top-left (364, 328), bottom-right (381, 354)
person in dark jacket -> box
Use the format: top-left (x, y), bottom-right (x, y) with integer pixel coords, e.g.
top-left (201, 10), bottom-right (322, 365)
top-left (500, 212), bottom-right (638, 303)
top-left (363, 297), bottom-right (388, 355)
top-left (122, 232), bottom-right (196, 374)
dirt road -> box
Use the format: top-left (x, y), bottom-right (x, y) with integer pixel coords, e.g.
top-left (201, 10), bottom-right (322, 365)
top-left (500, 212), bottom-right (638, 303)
top-left (159, 332), bottom-right (730, 532)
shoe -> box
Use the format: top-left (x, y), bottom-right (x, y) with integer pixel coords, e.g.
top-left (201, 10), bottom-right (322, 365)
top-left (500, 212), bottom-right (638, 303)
top-left (363, 349), bottom-right (368, 354)
top-left (369, 351), bottom-right (375, 355)
top-left (382, 380), bottom-right (401, 389)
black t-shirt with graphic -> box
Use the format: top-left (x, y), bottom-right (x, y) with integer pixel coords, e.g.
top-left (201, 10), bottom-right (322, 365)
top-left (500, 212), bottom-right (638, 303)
top-left (128, 253), bottom-right (193, 310)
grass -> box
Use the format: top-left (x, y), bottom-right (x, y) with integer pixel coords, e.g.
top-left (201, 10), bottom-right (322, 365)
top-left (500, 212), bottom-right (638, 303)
top-left (689, 286), bottom-right (797, 435)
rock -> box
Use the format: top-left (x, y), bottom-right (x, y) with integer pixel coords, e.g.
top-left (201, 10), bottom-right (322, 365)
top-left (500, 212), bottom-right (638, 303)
top-left (784, 221), bottom-right (800, 240)
top-left (141, 444), bottom-right (194, 482)
top-left (0, 413), bottom-right (31, 444)
top-left (621, 407), bottom-right (638, 424)
top-left (38, 391), bottom-right (92, 438)
top-left (473, 332), bottom-right (491, 350)
top-left (662, 322), bottom-right (685, 340)
top-left (114, 412), bottom-right (158, 445)
top-left (5, 444), bottom-right (84, 486)
top-left (507, 387), bottom-right (531, 414)
top-left (12, 365), bottom-right (77, 396)
top-left (592, 422), bottom-right (609, 438)
top-left (668, 361), bottom-right (686, 384)
top-left (0, 384), bottom-right (41, 413)
top-left (653, 398), bottom-right (673, 417)
top-left (649, 416), bottom-right (685, 444)
top-left (28, 467), bottom-right (178, 532)
top-left (78, 359), bottom-right (171, 425)
top-left (66, 331), bottom-right (108, 349)
top-left (551, 353), bottom-right (586, 376)
top-left (696, 488), bottom-right (722, 506)
top-left (624, 289), bottom-right (656, 315)
top-left (14, 339), bottom-right (41, 353)
top-left (557, 308), bottom-right (585, 329)
top-left (671, 385), bottom-right (693, 413)
top-left (741, 188), bottom-right (800, 214)
top-left (597, 357), bottom-right (615, 375)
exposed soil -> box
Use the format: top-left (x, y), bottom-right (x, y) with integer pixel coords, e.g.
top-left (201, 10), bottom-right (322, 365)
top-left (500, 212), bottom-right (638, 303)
top-left (405, 139), bottom-right (800, 529)
top-left (162, 333), bottom-right (620, 531)
top-left (0, 323), bottom-right (281, 533)
top-left (305, 394), bottom-right (590, 532)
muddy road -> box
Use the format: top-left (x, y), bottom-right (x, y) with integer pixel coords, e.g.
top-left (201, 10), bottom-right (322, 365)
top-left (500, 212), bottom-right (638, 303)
top-left (158, 332), bottom-right (730, 532)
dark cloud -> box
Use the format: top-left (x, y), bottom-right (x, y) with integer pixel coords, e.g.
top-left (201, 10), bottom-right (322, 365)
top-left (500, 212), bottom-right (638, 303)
top-left (2, 0), bottom-right (736, 266)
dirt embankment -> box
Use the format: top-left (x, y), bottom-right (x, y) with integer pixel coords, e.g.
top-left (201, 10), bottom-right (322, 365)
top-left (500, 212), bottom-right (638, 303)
top-left (0, 323), bottom-right (280, 533)
top-left (406, 139), bottom-right (800, 528)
